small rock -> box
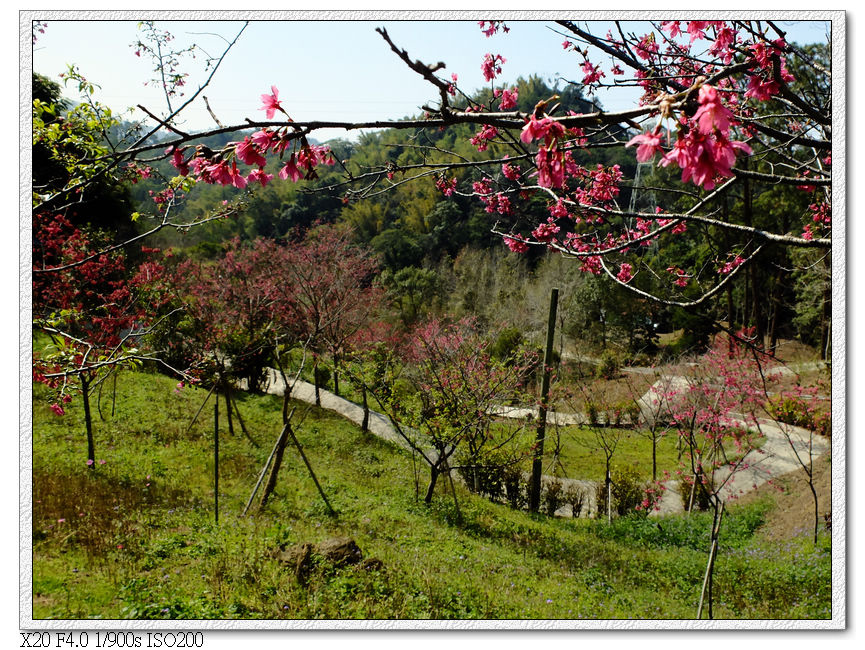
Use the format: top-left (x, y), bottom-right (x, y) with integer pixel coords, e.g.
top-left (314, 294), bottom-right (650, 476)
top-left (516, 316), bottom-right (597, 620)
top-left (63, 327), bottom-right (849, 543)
top-left (278, 542), bottom-right (314, 584)
top-left (317, 537), bottom-right (363, 567)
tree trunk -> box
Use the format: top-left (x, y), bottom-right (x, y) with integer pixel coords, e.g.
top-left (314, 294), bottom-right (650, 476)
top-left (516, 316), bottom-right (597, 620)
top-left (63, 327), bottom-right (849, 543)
top-left (313, 356), bottom-right (321, 406)
top-left (259, 423), bottom-right (290, 509)
top-left (605, 462), bottom-right (613, 523)
top-left (809, 480), bottom-right (820, 545)
top-left (81, 376), bottom-right (95, 467)
top-left (224, 386), bottom-right (234, 435)
top-left (530, 287), bottom-right (558, 512)
top-left (697, 500), bottom-right (725, 619)
top-left (361, 385), bottom-right (369, 433)
top-left (213, 396), bottom-right (219, 524)
top-left (424, 465), bottom-right (440, 504)
top-left (820, 255), bottom-right (831, 360)
top-left (332, 354), bottom-right (340, 396)
top-left (652, 431), bottom-right (657, 482)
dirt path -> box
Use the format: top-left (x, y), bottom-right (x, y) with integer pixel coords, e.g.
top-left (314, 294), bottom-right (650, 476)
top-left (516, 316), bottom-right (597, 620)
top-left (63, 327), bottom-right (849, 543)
top-left (259, 368), bottom-right (829, 519)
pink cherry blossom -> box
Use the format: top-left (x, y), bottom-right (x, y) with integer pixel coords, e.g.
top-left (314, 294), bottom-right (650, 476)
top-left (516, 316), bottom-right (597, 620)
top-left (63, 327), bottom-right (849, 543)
top-left (234, 137), bottom-right (267, 168)
top-left (495, 86), bottom-right (519, 110)
top-left (520, 115), bottom-right (565, 145)
top-left (626, 130), bottom-right (664, 162)
top-left (617, 263), bottom-right (634, 283)
top-left (693, 85), bottom-right (734, 134)
top-left (247, 169), bottom-right (274, 187)
top-left (481, 53), bottom-right (506, 82)
top-left (503, 236), bottom-right (529, 253)
top-left (501, 162), bottom-right (521, 181)
top-left (279, 154), bottom-right (304, 182)
top-left (259, 85), bottom-right (283, 120)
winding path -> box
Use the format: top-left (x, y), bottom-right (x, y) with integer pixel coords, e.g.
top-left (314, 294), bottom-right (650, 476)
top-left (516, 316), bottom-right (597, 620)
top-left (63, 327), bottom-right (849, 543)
top-left (259, 368), bottom-right (829, 519)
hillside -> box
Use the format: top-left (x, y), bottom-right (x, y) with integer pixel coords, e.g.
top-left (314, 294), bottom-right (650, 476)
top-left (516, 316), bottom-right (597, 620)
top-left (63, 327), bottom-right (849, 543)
top-left (31, 367), bottom-right (831, 620)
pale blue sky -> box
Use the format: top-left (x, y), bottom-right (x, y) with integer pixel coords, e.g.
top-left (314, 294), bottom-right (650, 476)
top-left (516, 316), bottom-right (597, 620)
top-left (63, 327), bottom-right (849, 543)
top-left (31, 18), bottom-right (830, 142)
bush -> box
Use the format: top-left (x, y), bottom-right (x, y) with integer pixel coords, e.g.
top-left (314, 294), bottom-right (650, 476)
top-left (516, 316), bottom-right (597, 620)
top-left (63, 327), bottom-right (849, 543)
top-left (489, 327), bottom-right (524, 363)
top-left (586, 401), bottom-right (602, 426)
top-left (611, 465), bottom-right (647, 516)
top-left (314, 364), bottom-right (331, 389)
top-left (456, 458), bottom-right (504, 500)
top-left (595, 350), bottom-right (621, 380)
top-left (503, 465), bottom-right (527, 510)
top-left (561, 483), bottom-right (588, 518)
top-left (768, 393), bottom-right (831, 438)
top-left (544, 478), bottom-right (563, 516)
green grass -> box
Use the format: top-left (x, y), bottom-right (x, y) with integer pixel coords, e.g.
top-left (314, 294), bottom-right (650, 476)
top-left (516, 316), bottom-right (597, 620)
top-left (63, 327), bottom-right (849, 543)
top-left (31, 367), bottom-right (831, 620)
top-left (542, 425), bottom-right (680, 482)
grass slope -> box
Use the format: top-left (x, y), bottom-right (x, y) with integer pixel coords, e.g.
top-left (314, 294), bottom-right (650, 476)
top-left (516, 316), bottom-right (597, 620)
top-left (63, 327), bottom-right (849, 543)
top-left (31, 368), bottom-right (830, 620)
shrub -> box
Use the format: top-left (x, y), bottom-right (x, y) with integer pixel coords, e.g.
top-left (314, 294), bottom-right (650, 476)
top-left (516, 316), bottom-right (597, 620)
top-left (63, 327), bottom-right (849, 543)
top-left (314, 364), bottom-right (331, 389)
top-left (586, 401), bottom-right (602, 426)
top-left (561, 483), bottom-right (587, 518)
top-left (502, 465), bottom-right (527, 510)
top-left (544, 478), bottom-right (563, 516)
top-left (595, 350), bottom-right (621, 380)
top-left (768, 392), bottom-right (831, 438)
top-left (489, 327), bottom-right (524, 363)
top-left (610, 465), bottom-right (647, 516)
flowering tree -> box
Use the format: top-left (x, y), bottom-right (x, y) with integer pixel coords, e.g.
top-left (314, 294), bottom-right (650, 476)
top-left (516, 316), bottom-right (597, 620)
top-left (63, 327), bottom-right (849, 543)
top-left (169, 237), bottom-right (282, 393)
top-left (33, 20), bottom-right (833, 349)
top-left (663, 334), bottom-right (783, 618)
top-left (270, 225), bottom-right (383, 403)
top-left (32, 213), bottom-right (172, 464)
top-left (377, 318), bottom-right (536, 505)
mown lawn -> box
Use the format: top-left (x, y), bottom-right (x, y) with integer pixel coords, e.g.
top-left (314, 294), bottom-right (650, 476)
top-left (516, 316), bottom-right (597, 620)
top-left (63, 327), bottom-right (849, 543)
top-left (31, 368), bottom-right (830, 620)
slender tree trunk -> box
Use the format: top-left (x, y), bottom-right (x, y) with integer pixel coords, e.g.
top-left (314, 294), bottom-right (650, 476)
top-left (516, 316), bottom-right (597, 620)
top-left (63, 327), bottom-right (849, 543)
top-left (332, 354), bottom-right (340, 396)
top-left (606, 464), bottom-right (612, 523)
top-left (213, 397), bottom-right (219, 524)
top-left (809, 480), bottom-right (820, 545)
top-left (224, 386), bottom-right (234, 435)
top-left (81, 375), bottom-right (95, 467)
top-left (425, 465), bottom-right (440, 504)
top-left (820, 255), bottom-right (831, 360)
top-left (652, 431), bottom-right (658, 482)
top-left (313, 356), bottom-right (321, 406)
top-left (260, 423), bottom-right (290, 509)
top-left (361, 385), bottom-right (369, 433)
top-left (697, 500), bottom-right (725, 619)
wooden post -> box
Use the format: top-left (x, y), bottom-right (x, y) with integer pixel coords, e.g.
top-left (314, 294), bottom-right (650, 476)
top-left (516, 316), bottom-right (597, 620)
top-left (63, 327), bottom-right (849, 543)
top-left (214, 397), bottom-right (219, 525)
top-left (529, 287), bottom-right (559, 513)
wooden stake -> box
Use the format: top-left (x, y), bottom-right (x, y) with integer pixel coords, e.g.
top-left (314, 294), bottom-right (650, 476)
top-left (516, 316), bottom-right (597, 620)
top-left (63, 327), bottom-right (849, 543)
top-left (244, 418), bottom-right (292, 515)
top-left (286, 424), bottom-right (337, 517)
top-left (185, 385), bottom-right (215, 436)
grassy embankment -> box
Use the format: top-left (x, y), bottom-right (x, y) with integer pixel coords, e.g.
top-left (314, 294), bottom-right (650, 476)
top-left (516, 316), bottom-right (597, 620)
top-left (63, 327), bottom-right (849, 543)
top-left (31, 368), bottom-right (830, 620)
